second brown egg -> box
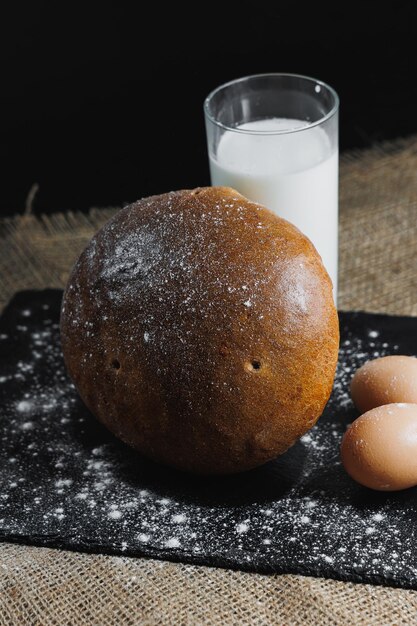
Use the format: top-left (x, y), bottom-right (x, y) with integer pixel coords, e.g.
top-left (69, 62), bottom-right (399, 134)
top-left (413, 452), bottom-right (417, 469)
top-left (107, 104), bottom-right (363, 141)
top-left (350, 355), bottom-right (417, 413)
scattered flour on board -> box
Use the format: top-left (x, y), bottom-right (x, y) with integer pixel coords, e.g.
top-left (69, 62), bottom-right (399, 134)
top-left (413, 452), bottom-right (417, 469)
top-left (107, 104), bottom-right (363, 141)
top-left (0, 286), bottom-right (414, 585)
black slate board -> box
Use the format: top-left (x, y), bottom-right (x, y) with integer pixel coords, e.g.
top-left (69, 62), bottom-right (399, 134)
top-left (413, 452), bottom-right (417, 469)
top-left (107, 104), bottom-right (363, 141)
top-left (1, 289), bottom-right (417, 589)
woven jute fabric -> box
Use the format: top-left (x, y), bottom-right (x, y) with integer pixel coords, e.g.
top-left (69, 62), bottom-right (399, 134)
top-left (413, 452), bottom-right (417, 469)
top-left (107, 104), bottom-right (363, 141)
top-left (1, 137), bottom-right (417, 624)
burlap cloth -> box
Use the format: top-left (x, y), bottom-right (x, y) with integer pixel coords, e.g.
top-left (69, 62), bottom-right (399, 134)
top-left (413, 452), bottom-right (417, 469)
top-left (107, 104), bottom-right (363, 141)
top-left (1, 137), bottom-right (417, 624)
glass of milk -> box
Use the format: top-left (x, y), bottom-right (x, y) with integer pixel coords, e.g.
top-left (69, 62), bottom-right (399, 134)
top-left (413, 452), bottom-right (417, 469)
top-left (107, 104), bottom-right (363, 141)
top-left (204, 73), bottom-right (339, 299)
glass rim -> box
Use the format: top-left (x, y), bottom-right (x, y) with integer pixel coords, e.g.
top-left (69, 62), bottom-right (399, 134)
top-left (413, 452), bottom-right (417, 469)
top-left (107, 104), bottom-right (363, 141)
top-left (203, 73), bottom-right (339, 135)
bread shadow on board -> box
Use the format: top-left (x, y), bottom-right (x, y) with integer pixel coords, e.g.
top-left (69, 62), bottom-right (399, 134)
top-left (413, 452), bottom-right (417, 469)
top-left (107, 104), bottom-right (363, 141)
top-left (71, 396), bottom-right (307, 508)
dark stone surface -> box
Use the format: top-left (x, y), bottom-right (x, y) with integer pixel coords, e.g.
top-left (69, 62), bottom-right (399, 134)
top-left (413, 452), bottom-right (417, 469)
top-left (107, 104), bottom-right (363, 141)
top-left (0, 289), bottom-right (416, 589)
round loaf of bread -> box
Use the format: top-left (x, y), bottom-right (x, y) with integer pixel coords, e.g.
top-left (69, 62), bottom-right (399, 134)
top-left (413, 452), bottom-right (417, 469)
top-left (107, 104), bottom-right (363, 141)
top-left (60, 187), bottom-right (339, 474)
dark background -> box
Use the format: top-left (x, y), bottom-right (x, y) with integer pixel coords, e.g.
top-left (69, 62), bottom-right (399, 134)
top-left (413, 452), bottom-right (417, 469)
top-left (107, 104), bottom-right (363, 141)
top-left (2, 2), bottom-right (417, 215)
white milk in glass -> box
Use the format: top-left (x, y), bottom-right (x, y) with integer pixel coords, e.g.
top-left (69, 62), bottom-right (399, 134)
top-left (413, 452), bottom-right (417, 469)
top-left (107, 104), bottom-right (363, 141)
top-left (209, 118), bottom-right (338, 296)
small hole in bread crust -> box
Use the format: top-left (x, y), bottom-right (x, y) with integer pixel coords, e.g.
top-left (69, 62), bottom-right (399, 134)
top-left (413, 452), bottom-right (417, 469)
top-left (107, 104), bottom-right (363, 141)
top-left (245, 359), bottom-right (262, 372)
top-left (111, 359), bottom-right (121, 370)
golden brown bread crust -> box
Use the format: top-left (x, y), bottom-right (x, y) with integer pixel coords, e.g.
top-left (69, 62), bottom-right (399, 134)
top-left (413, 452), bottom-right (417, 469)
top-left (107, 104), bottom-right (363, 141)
top-left (60, 187), bottom-right (339, 474)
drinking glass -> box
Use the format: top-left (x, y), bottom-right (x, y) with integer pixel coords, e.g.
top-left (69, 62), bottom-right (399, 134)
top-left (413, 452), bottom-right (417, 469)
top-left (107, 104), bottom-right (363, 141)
top-left (204, 73), bottom-right (339, 298)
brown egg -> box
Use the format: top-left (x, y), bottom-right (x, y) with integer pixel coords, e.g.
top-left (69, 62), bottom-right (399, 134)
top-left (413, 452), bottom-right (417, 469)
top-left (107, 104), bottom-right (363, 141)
top-left (350, 355), bottom-right (417, 413)
top-left (341, 403), bottom-right (417, 491)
